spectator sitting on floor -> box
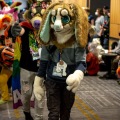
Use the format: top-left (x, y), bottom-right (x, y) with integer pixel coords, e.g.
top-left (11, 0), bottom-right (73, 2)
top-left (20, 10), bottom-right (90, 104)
top-left (92, 38), bottom-right (108, 60)
top-left (100, 40), bottom-right (120, 79)
top-left (88, 38), bottom-right (109, 73)
top-left (85, 40), bottom-right (100, 76)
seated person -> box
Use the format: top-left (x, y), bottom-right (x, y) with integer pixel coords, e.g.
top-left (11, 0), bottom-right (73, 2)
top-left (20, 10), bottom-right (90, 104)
top-left (85, 41), bottom-right (100, 76)
top-left (110, 40), bottom-right (120, 54)
top-left (100, 41), bottom-right (120, 79)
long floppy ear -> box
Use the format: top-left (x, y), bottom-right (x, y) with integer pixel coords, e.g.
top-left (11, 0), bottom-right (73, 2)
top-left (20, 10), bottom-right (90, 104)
top-left (39, 11), bottom-right (51, 44)
top-left (38, 2), bottom-right (59, 44)
top-left (10, 2), bottom-right (22, 8)
top-left (70, 3), bottom-right (89, 48)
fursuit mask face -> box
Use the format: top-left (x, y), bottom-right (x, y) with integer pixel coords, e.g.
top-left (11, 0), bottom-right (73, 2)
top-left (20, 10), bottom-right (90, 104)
top-left (50, 5), bottom-right (75, 44)
top-left (39, 2), bottom-right (89, 48)
top-left (0, 1), bottom-right (21, 45)
top-left (0, 14), bottom-right (11, 36)
top-left (0, 1), bottom-right (21, 21)
top-left (24, 0), bottom-right (51, 30)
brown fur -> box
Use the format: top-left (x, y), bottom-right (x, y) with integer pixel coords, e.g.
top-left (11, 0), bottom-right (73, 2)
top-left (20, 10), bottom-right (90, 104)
top-left (23, 10), bottom-right (30, 21)
top-left (38, 2), bottom-right (89, 48)
top-left (27, 0), bottom-right (37, 4)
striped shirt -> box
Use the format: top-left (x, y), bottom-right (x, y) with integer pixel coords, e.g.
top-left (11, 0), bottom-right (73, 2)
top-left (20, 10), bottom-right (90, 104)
top-left (37, 42), bottom-right (87, 83)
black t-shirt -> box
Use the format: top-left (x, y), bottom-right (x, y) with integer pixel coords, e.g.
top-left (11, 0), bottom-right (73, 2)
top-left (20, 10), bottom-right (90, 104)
top-left (88, 14), bottom-right (94, 24)
top-left (20, 26), bottom-right (38, 72)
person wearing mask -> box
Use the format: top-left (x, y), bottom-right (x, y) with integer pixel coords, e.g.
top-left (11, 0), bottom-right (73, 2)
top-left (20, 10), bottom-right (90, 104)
top-left (94, 8), bottom-right (104, 46)
top-left (85, 41), bottom-right (100, 76)
top-left (82, 7), bottom-right (95, 26)
top-left (102, 6), bottom-right (110, 49)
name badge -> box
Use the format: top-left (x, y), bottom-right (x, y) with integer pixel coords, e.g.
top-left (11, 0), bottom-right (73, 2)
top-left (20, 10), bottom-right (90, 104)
top-left (52, 60), bottom-right (67, 77)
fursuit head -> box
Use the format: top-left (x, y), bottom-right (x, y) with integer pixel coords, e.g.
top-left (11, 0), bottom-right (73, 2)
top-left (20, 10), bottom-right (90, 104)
top-left (23, 0), bottom-right (51, 30)
top-left (38, 1), bottom-right (89, 49)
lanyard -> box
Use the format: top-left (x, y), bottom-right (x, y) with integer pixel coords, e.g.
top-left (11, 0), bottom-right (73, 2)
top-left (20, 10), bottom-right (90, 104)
top-left (58, 49), bottom-right (62, 62)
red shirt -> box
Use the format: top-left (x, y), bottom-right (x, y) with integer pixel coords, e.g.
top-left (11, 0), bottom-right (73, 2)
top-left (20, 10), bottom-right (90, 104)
top-left (86, 52), bottom-right (99, 75)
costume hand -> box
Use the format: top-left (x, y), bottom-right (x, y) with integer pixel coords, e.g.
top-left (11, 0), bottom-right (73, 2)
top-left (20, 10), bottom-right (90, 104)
top-left (11, 22), bottom-right (23, 37)
top-left (66, 70), bottom-right (84, 93)
top-left (33, 76), bottom-right (45, 101)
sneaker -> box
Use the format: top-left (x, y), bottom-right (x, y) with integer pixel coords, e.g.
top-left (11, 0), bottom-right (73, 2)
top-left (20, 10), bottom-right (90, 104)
top-left (99, 73), bottom-right (108, 79)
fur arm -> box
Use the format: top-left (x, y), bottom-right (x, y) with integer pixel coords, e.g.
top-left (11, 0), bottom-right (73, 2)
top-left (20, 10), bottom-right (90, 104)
top-left (20, 28), bottom-right (25, 36)
top-left (11, 22), bottom-right (25, 37)
top-left (33, 76), bottom-right (45, 101)
top-left (66, 70), bottom-right (84, 93)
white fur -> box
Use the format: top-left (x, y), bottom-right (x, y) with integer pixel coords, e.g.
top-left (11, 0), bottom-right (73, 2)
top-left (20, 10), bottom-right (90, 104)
top-left (38, 47), bottom-right (42, 58)
top-left (54, 25), bottom-right (74, 44)
top-left (33, 76), bottom-right (45, 101)
top-left (61, 9), bottom-right (68, 16)
top-left (51, 10), bottom-right (56, 16)
top-left (92, 38), bottom-right (108, 60)
top-left (20, 28), bottom-right (25, 36)
top-left (66, 70), bottom-right (84, 93)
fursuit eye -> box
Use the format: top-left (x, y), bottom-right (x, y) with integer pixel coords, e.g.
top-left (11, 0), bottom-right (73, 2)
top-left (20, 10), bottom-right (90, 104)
top-left (61, 16), bottom-right (70, 24)
top-left (51, 16), bottom-right (56, 23)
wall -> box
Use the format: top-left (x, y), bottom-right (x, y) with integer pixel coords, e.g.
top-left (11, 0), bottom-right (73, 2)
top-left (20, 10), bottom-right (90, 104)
top-left (110, 0), bottom-right (120, 39)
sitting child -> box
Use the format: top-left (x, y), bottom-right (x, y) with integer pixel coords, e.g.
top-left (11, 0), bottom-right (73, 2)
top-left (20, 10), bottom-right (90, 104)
top-left (85, 41), bottom-right (100, 76)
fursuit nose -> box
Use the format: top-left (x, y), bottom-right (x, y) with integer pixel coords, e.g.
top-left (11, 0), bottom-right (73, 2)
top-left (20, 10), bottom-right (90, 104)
top-left (34, 20), bottom-right (40, 29)
top-left (54, 20), bottom-right (63, 31)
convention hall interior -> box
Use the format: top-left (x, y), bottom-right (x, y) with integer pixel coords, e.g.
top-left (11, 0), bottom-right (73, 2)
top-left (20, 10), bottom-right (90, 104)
top-left (0, 0), bottom-right (120, 120)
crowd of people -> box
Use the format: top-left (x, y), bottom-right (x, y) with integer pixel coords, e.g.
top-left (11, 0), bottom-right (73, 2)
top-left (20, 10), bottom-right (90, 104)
top-left (82, 5), bottom-right (120, 80)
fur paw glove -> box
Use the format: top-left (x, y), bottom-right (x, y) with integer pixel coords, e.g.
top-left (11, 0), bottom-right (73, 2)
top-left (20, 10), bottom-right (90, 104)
top-left (11, 22), bottom-right (25, 37)
top-left (66, 70), bottom-right (84, 93)
top-left (33, 76), bottom-right (45, 101)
